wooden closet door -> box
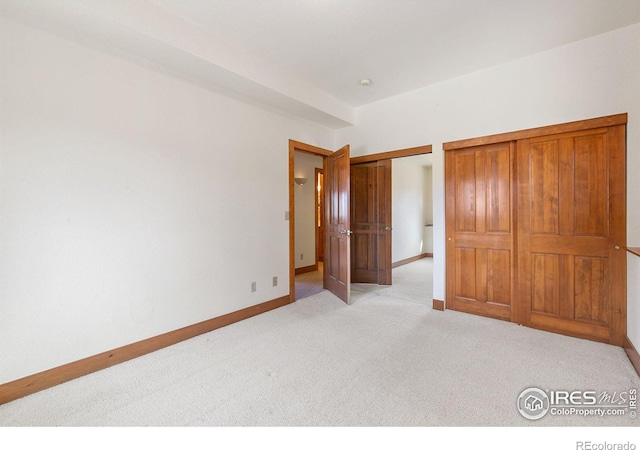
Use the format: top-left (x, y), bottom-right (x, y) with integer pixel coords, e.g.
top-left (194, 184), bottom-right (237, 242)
top-left (516, 125), bottom-right (626, 345)
top-left (445, 142), bottom-right (515, 320)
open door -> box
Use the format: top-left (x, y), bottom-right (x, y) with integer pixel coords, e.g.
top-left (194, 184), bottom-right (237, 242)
top-left (351, 160), bottom-right (392, 285)
top-left (324, 145), bottom-right (351, 303)
top-left (377, 160), bottom-right (392, 285)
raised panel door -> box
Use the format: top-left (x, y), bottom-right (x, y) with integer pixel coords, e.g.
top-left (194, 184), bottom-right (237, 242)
top-left (517, 127), bottom-right (626, 344)
top-left (446, 142), bottom-right (514, 320)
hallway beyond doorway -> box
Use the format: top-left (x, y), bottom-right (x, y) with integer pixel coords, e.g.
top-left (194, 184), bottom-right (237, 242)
top-left (294, 258), bottom-right (433, 307)
top-left (295, 262), bottom-right (324, 300)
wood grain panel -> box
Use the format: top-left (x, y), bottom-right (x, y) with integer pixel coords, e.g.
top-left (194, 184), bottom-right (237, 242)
top-left (558, 255), bottom-right (574, 320)
top-left (329, 236), bottom-right (340, 279)
top-left (608, 125), bottom-right (627, 346)
top-left (351, 162), bottom-right (377, 283)
top-left (446, 142), bottom-right (514, 319)
top-left (377, 160), bottom-right (392, 285)
top-left (455, 152), bottom-right (477, 232)
top-left (349, 144), bottom-right (432, 165)
top-left (558, 137), bottom-right (575, 237)
top-left (350, 160), bottom-right (391, 285)
top-left (574, 256), bottom-right (608, 324)
top-left (530, 140), bottom-right (559, 235)
top-left (530, 235), bottom-right (609, 257)
top-left (530, 313), bottom-right (610, 343)
top-left (518, 121), bottom-right (626, 345)
top-left (486, 147), bottom-right (511, 233)
top-left (456, 247), bottom-right (477, 300)
top-left (574, 134), bottom-right (607, 236)
top-left (487, 249), bottom-right (510, 305)
top-left (353, 235), bottom-right (371, 269)
top-left (443, 113), bottom-right (627, 151)
top-left (476, 249), bottom-right (488, 303)
top-left (451, 297), bottom-right (512, 320)
top-left (455, 233), bottom-right (512, 249)
top-left (532, 253), bottom-right (559, 315)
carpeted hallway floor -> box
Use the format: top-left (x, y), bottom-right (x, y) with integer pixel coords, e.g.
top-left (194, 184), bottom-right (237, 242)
top-left (294, 262), bottom-right (325, 300)
top-left (296, 257), bottom-right (434, 304)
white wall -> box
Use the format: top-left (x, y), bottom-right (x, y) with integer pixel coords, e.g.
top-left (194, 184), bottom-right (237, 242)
top-left (422, 166), bottom-right (433, 224)
top-left (338, 23), bottom-right (640, 347)
top-left (0, 16), bottom-right (334, 383)
top-left (391, 158), bottom-right (431, 262)
top-left (423, 166), bottom-right (433, 254)
top-left (294, 152), bottom-right (323, 269)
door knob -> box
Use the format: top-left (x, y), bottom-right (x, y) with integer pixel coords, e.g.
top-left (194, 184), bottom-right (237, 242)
top-left (340, 230), bottom-right (353, 236)
top-left (380, 227), bottom-right (392, 231)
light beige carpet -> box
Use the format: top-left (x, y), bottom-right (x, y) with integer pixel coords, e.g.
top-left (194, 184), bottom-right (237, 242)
top-left (0, 259), bottom-right (638, 427)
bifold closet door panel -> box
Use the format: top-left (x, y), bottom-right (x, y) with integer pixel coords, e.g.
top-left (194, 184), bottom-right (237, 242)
top-left (445, 142), bottom-right (515, 320)
top-left (516, 125), bottom-right (626, 345)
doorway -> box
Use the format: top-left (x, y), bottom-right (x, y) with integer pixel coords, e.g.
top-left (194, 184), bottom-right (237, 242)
top-left (293, 151), bottom-right (324, 276)
top-left (292, 167), bottom-right (326, 300)
top-left (293, 152), bottom-right (325, 300)
top-left (289, 140), bottom-right (334, 302)
top-left (349, 150), bottom-right (434, 306)
top-left (289, 140), bottom-right (434, 305)
top-left (350, 146), bottom-right (433, 283)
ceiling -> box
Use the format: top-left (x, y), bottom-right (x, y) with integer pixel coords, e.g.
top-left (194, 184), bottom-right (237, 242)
top-left (148, 0), bottom-right (640, 106)
top-left (2, 0), bottom-right (639, 128)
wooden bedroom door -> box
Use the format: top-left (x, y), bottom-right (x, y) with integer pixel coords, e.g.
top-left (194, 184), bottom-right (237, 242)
top-left (351, 160), bottom-right (392, 285)
top-left (445, 141), bottom-right (515, 320)
top-left (324, 145), bottom-right (352, 304)
top-left (516, 125), bottom-right (626, 345)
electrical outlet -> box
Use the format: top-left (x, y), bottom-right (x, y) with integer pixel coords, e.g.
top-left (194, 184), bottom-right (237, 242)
top-left (251, 281), bottom-right (257, 292)
top-left (273, 276), bottom-right (278, 287)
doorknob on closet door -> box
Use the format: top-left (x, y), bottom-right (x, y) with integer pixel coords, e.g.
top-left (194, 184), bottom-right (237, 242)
top-left (380, 227), bottom-right (392, 231)
top-left (340, 229), bottom-right (353, 236)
